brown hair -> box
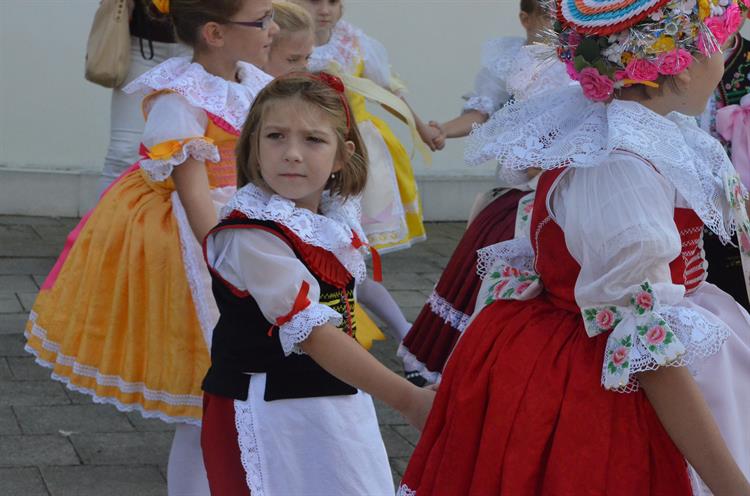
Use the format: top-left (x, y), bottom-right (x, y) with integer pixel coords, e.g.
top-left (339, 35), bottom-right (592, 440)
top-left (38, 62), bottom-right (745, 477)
top-left (235, 72), bottom-right (368, 198)
top-left (168, 0), bottom-right (245, 47)
top-left (272, 1), bottom-right (314, 38)
top-left (520, 0), bottom-right (538, 14)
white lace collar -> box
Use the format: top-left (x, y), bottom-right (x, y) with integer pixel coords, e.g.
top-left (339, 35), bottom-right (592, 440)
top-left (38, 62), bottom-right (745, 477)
top-left (465, 85), bottom-right (737, 242)
top-left (481, 37), bottom-right (525, 81)
top-left (221, 184), bottom-right (367, 283)
top-left (124, 57), bottom-right (273, 131)
top-left (308, 20), bottom-right (361, 74)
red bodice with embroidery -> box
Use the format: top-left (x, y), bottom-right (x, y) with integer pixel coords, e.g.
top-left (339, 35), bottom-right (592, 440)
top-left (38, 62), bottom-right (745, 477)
top-left (532, 168), bottom-right (706, 312)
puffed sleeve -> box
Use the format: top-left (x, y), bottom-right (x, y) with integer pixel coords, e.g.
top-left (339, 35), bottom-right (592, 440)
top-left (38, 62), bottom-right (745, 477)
top-left (359, 31), bottom-right (406, 95)
top-left (554, 154), bottom-right (729, 390)
top-left (462, 37), bottom-right (522, 115)
top-left (139, 92), bottom-right (220, 181)
top-left (206, 228), bottom-right (343, 356)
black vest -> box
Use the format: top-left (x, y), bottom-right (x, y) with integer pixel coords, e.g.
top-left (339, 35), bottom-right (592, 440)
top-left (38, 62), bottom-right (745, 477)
top-left (202, 215), bottom-right (358, 401)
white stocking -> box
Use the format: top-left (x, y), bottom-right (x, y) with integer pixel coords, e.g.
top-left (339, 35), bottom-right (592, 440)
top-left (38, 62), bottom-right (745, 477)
top-left (167, 423), bottom-right (210, 496)
top-left (358, 278), bottom-right (411, 340)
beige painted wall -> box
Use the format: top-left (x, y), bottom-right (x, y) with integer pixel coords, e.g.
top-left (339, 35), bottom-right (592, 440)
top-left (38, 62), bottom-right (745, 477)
top-left (0, 0), bottom-right (524, 178)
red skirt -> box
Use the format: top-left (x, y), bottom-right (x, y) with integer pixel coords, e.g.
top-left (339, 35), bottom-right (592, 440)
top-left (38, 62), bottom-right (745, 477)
top-left (399, 297), bottom-right (692, 495)
top-left (400, 190), bottom-right (527, 380)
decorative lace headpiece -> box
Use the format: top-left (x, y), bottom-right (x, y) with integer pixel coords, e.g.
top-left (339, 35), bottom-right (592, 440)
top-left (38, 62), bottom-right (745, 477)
top-left (552, 0), bottom-right (749, 100)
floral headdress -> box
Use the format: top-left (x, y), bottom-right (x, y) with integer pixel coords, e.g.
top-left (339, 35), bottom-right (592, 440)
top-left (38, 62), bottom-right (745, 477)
top-left (554, 0), bottom-right (749, 101)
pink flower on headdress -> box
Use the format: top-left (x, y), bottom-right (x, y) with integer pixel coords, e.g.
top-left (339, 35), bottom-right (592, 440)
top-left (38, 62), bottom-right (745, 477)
top-left (706, 15), bottom-right (730, 45)
top-left (565, 60), bottom-right (581, 81)
top-left (625, 58), bottom-right (659, 82)
top-left (579, 68), bottom-right (614, 102)
top-left (614, 70), bottom-right (628, 81)
top-left (724, 4), bottom-right (742, 35)
top-left (568, 31), bottom-right (582, 48)
top-left (657, 49), bottom-right (693, 75)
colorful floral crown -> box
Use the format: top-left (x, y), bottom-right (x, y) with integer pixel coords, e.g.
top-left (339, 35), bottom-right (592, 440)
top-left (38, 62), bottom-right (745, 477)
top-left (553, 0), bottom-right (749, 101)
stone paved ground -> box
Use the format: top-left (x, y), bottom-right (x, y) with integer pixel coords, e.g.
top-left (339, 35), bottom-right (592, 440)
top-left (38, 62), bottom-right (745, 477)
top-left (0, 215), bottom-right (464, 495)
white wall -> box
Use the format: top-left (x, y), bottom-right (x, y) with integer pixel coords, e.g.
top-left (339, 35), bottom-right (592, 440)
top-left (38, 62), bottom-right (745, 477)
top-left (0, 0), bottom-right (524, 217)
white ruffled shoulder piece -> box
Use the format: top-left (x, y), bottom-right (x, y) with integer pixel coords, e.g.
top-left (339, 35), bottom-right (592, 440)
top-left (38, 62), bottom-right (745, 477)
top-left (480, 36), bottom-right (525, 81)
top-left (221, 184), bottom-right (368, 283)
top-left (505, 44), bottom-right (576, 102)
top-left (309, 20), bottom-right (362, 74)
top-left (465, 84), bottom-right (739, 242)
top-left (124, 56), bottom-right (272, 132)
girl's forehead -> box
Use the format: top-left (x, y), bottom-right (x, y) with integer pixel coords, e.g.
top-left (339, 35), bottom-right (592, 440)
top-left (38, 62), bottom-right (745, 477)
top-left (262, 97), bottom-right (337, 130)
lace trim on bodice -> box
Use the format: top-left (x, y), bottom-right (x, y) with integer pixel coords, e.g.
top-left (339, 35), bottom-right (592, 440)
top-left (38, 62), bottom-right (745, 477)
top-left (221, 184), bottom-right (367, 283)
top-left (124, 57), bottom-right (272, 132)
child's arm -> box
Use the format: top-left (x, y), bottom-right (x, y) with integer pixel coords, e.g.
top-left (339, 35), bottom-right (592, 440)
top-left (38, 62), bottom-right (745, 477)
top-left (638, 367), bottom-right (750, 495)
top-left (172, 157), bottom-right (217, 242)
top-left (435, 110), bottom-right (489, 140)
top-left (302, 323), bottom-right (435, 429)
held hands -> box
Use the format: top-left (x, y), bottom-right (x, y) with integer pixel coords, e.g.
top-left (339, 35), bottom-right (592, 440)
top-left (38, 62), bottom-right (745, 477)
top-left (401, 385), bottom-right (437, 430)
top-left (417, 120), bottom-right (447, 152)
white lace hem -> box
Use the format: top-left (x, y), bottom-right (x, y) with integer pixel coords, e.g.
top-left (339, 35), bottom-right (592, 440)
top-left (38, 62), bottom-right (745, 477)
top-left (397, 343), bottom-right (441, 384)
top-left (279, 304), bottom-right (343, 356)
top-left (426, 290), bottom-right (471, 333)
top-left (476, 237), bottom-right (535, 280)
top-left (25, 313), bottom-right (202, 425)
top-left (397, 483), bottom-right (417, 496)
top-left (234, 397), bottom-right (265, 496)
top-left (222, 184), bottom-right (368, 283)
top-left (140, 138), bottom-right (220, 182)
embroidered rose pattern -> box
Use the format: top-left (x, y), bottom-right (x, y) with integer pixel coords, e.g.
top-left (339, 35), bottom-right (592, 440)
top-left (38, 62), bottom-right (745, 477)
top-left (484, 264), bottom-right (541, 305)
top-left (583, 306), bottom-right (622, 334)
top-left (605, 335), bottom-right (632, 378)
top-left (631, 282), bottom-right (655, 314)
top-left (637, 318), bottom-right (676, 355)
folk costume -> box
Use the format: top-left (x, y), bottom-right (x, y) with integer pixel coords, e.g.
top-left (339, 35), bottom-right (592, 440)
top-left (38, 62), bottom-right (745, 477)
top-left (25, 57), bottom-right (271, 424)
top-left (201, 184), bottom-right (393, 496)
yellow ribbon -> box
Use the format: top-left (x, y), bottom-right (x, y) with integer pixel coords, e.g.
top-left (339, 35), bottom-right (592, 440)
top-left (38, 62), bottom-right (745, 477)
top-left (326, 65), bottom-right (432, 165)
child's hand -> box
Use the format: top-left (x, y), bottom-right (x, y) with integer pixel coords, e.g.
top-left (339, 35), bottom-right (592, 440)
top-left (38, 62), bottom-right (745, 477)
top-left (417, 120), bottom-right (442, 152)
top-left (428, 121), bottom-right (447, 151)
top-left (403, 386), bottom-right (436, 430)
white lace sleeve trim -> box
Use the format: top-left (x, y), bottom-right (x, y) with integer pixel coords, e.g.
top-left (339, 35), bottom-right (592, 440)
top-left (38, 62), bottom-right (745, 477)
top-left (463, 95), bottom-right (496, 116)
top-left (476, 237), bottom-right (535, 279)
top-left (140, 138), bottom-right (220, 182)
top-left (279, 303), bottom-right (343, 356)
top-left (581, 281), bottom-right (730, 392)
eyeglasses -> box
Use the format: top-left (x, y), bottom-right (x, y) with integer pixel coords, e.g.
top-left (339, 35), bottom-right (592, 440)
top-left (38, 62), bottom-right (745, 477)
top-left (226, 10), bottom-right (275, 30)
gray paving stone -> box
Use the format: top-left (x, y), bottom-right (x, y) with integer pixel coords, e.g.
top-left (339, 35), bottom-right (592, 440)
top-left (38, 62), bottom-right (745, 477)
top-left (0, 435), bottom-right (79, 466)
top-left (0, 312), bottom-right (28, 334)
top-left (0, 467), bottom-right (49, 496)
top-left (0, 224), bottom-right (40, 242)
top-left (0, 381), bottom-right (70, 407)
top-left (393, 424), bottom-right (420, 446)
top-left (64, 388), bottom-right (97, 406)
top-left (389, 456), bottom-right (409, 478)
top-left (388, 290), bottom-right (429, 308)
top-left (0, 257), bottom-right (56, 276)
top-left (7, 356), bottom-right (52, 381)
top-left (0, 275), bottom-right (38, 294)
top-left (71, 432), bottom-right (173, 465)
top-left (381, 272), bottom-right (435, 291)
top-left (42, 465), bottom-right (166, 496)
top-left (0, 294), bottom-right (23, 313)
top-left (380, 425), bottom-right (415, 458)
top-left (31, 225), bottom-right (75, 243)
top-left (0, 334), bottom-right (29, 356)
top-left (0, 407), bottom-right (21, 435)
top-left (17, 292), bottom-right (38, 312)
top-left (15, 405), bottom-right (134, 435)
top-left (373, 398), bottom-right (408, 426)
top-left (126, 412), bottom-right (176, 433)
top-left (0, 242), bottom-right (66, 258)
top-left (0, 215), bottom-right (65, 226)
top-left (0, 357), bottom-right (12, 380)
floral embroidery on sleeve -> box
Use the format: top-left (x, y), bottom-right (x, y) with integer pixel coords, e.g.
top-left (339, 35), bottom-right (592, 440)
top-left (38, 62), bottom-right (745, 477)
top-left (514, 193), bottom-right (535, 239)
top-left (483, 264), bottom-right (541, 306)
top-left (582, 281), bottom-right (686, 390)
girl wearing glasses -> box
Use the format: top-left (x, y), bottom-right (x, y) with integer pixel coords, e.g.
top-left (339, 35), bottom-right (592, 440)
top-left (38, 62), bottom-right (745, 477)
top-left (24, 1), bottom-right (277, 494)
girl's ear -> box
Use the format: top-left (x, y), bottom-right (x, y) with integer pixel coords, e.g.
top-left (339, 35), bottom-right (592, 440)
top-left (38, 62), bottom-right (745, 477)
top-left (200, 22), bottom-right (226, 48)
top-left (332, 140), bottom-right (356, 173)
top-left (519, 11), bottom-right (531, 31)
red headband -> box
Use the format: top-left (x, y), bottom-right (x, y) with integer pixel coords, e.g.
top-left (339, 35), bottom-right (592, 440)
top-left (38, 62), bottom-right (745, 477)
top-left (305, 72), bottom-right (352, 132)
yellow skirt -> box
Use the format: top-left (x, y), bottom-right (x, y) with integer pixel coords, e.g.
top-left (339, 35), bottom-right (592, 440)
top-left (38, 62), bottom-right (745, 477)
top-left (26, 169), bottom-right (207, 424)
top-left (357, 114), bottom-right (426, 254)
